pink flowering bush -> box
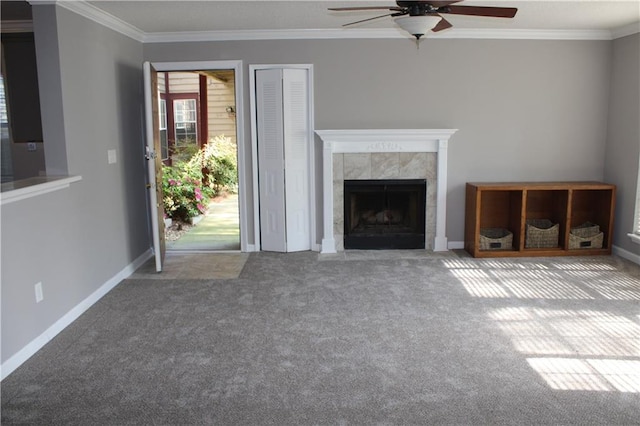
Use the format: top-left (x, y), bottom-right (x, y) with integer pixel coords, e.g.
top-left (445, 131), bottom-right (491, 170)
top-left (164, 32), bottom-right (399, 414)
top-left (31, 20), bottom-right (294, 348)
top-left (162, 163), bottom-right (209, 222)
top-left (161, 136), bottom-right (237, 222)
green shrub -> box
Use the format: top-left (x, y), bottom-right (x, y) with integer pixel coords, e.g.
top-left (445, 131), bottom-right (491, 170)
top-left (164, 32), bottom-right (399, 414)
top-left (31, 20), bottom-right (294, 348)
top-left (162, 162), bottom-right (209, 222)
top-left (190, 135), bottom-right (238, 196)
top-left (162, 135), bottom-right (237, 221)
top-left (170, 140), bottom-right (199, 163)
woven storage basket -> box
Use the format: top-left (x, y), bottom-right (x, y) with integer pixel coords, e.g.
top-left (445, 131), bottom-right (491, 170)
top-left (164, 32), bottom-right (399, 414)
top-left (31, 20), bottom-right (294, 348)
top-left (479, 228), bottom-right (513, 250)
top-left (525, 219), bottom-right (559, 248)
top-left (570, 222), bottom-right (600, 238)
top-left (569, 222), bottom-right (603, 249)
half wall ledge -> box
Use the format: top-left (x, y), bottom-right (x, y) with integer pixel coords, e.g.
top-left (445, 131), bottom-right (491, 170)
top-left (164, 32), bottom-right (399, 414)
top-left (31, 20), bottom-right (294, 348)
top-left (0, 175), bottom-right (82, 205)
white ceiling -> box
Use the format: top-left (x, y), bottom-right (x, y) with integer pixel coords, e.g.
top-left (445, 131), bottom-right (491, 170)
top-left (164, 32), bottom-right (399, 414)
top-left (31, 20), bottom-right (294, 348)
top-left (84, 0), bottom-right (640, 34)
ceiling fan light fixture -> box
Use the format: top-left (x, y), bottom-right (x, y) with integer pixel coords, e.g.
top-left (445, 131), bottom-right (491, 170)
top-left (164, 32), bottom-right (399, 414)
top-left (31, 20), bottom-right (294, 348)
top-left (394, 15), bottom-right (442, 39)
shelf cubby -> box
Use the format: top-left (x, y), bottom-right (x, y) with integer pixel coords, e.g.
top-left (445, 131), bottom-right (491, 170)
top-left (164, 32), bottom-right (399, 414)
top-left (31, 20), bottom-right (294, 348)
top-left (465, 182), bottom-right (615, 258)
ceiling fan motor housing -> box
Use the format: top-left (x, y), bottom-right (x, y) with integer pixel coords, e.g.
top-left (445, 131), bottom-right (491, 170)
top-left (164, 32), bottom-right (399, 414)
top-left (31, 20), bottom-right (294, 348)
top-left (401, 2), bottom-right (439, 16)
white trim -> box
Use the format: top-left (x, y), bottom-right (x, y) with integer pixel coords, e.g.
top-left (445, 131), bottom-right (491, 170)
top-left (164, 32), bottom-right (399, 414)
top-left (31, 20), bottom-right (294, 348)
top-left (613, 244), bottom-right (640, 266)
top-left (150, 60), bottom-right (248, 252)
top-left (628, 233), bottom-right (640, 245)
top-left (28, 1), bottom-right (636, 42)
top-left (430, 28), bottom-right (613, 41)
top-left (611, 22), bottom-right (640, 39)
top-left (34, 0), bottom-right (145, 42)
top-left (315, 129), bottom-right (457, 253)
top-left (448, 241), bottom-right (465, 250)
top-left (249, 64), bottom-right (316, 252)
top-left (141, 28), bottom-right (618, 43)
top-left (0, 175), bottom-right (81, 205)
top-left (0, 248), bottom-right (153, 381)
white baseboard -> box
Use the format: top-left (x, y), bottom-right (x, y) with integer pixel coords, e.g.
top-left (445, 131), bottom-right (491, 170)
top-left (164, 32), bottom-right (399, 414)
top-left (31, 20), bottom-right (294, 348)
top-left (612, 244), bottom-right (640, 266)
top-left (448, 241), bottom-right (465, 250)
top-left (0, 249), bottom-right (153, 381)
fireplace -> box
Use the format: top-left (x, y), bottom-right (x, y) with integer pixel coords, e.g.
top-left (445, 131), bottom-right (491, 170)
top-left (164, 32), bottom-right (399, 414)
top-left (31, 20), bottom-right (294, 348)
top-left (315, 129), bottom-right (457, 253)
top-left (344, 179), bottom-right (426, 249)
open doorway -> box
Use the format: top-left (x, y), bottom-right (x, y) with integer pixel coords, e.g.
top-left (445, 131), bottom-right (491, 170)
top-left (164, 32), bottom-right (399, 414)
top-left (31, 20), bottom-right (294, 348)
top-left (156, 69), bottom-right (240, 251)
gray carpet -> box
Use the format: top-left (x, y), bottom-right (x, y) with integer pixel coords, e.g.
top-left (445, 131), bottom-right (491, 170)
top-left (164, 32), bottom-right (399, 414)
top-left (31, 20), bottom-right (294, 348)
top-left (2, 251), bottom-right (640, 425)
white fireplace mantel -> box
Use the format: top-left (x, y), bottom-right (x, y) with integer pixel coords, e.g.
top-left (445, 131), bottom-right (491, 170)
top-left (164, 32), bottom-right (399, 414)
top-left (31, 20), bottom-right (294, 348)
top-left (316, 129), bottom-right (457, 253)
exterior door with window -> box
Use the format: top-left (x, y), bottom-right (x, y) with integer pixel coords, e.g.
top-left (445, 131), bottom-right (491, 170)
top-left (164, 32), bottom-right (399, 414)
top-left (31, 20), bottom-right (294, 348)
top-left (143, 61), bottom-right (165, 272)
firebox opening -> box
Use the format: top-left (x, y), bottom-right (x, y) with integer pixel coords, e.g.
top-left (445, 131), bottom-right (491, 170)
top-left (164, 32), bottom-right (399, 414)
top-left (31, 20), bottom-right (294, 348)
top-left (344, 179), bottom-right (427, 249)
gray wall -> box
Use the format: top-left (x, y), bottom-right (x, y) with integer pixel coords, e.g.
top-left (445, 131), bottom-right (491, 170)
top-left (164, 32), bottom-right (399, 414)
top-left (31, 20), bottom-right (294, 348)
top-left (3, 7), bottom-right (635, 370)
top-left (145, 37), bottom-right (612, 244)
top-left (604, 33), bottom-right (640, 257)
top-left (1, 6), bottom-right (149, 364)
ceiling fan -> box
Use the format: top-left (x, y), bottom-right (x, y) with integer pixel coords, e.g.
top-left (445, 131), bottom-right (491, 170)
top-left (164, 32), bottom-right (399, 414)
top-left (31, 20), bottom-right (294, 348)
top-left (329, 1), bottom-right (518, 40)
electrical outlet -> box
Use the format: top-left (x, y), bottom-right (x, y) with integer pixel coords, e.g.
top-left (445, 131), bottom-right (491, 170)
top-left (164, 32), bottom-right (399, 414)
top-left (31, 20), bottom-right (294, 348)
top-left (35, 282), bottom-right (44, 303)
top-left (27, 142), bottom-right (37, 152)
top-left (108, 149), bottom-right (117, 164)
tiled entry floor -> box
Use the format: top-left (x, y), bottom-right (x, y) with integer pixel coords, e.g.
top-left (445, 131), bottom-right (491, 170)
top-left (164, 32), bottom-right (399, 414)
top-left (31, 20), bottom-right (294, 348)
top-left (131, 252), bottom-right (249, 280)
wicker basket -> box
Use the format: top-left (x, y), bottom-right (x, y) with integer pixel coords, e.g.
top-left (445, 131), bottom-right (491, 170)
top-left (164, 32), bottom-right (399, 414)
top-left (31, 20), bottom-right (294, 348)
top-left (525, 219), bottom-right (559, 248)
top-left (570, 222), bottom-right (600, 238)
top-left (479, 228), bottom-right (513, 250)
top-left (569, 222), bottom-right (603, 249)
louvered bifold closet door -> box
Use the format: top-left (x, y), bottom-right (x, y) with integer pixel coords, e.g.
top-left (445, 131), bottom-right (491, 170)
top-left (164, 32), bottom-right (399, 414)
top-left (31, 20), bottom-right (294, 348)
top-left (256, 68), bottom-right (287, 252)
top-left (282, 69), bottom-right (311, 252)
top-left (256, 68), bottom-right (311, 252)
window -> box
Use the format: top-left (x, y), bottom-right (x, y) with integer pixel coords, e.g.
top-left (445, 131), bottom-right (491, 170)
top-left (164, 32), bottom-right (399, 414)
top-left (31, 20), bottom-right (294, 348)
top-left (159, 99), bottom-right (168, 160)
top-left (1, 74), bottom-right (12, 182)
top-left (1, 32), bottom-right (44, 182)
top-left (173, 98), bottom-right (197, 146)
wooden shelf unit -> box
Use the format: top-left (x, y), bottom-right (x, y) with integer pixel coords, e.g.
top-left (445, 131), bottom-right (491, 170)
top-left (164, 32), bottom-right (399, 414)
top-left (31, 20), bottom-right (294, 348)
top-left (465, 182), bottom-right (616, 258)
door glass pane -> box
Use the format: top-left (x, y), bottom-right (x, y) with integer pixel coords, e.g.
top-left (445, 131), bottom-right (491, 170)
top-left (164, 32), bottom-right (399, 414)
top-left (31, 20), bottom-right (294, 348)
top-left (159, 99), bottom-right (168, 160)
top-left (174, 99), bottom-right (197, 146)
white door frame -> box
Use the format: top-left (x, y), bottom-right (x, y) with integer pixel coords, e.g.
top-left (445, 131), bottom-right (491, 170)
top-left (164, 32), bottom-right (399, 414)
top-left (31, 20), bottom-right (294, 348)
top-left (249, 64), bottom-right (316, 251)
top-left (151, 60), bottom-right (249, 252)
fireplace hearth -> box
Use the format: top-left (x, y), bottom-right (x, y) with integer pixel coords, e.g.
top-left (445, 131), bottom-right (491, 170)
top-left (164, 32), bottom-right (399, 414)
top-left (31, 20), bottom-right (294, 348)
top-left (344, 179), bottom-right (426, 249)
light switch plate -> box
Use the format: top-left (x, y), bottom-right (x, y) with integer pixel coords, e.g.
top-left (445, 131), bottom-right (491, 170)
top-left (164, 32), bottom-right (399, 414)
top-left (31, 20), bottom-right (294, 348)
top-left (108, 149), bottom-right (117, 164)
top-left (35, 282), bottom-right (43, 303)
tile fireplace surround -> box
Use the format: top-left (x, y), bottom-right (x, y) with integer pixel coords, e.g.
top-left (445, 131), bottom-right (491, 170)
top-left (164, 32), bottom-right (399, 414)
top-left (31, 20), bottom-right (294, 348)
top-left (315, 129), bottom-right (457, 254)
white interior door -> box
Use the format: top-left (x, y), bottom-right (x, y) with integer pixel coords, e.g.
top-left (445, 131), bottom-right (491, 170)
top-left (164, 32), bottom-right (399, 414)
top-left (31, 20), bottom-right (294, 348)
top-left (255, 67), bottom-right (311, 253)
top-left (143, 61), bottom-right (165, 271)
top-left (256, 68), bottom-right (287, 252)
top-left (282, 69), bottom-right (310, 252)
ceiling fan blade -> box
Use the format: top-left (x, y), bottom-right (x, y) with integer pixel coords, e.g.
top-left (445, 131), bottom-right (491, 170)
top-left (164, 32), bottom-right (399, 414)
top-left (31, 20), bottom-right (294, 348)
top-left (342, 12), bottom-right (402, 27)
top-left (413, 1), bottom-right (462, 7)
top-left (444, 5), bottom-right (517, 18)
top-left (329, 6), bottom-right (403, 12)
top-left (431, 15), bottom-right (453, 32)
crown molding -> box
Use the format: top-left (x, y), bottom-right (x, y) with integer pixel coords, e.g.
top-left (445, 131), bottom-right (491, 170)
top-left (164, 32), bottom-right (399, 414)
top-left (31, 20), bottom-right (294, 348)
top-left (430, 28), bottom-right (613, 41)
top-left (27, 1), bottom-right (636, 43)
top-left (611, 21), bottom-right (640, 39)
top-left (29, 0), bottom-right (145, 42)
top-left (142, 28), bottom-right (407, 43)
top-left (143, 27), bottom-right (615, 43)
